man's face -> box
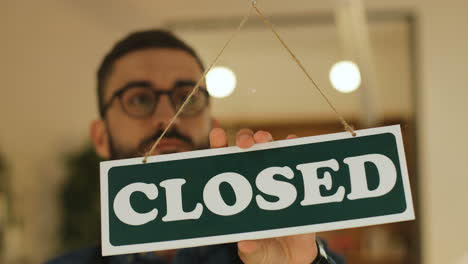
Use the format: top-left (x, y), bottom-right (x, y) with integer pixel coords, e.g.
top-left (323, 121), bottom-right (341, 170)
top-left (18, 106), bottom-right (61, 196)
top-left (93, 48), bottom-right (212, 159)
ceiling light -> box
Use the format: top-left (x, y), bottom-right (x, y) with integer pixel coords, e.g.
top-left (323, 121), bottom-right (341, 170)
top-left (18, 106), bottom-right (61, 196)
top-left (206, 66), bottom-right (237, 98)
top-left (329, 61), bottom-right (361, 93)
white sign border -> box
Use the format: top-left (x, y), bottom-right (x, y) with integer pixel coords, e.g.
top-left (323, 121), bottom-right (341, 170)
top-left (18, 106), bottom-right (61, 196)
top-left (100, 125), bottom-right (415, 256)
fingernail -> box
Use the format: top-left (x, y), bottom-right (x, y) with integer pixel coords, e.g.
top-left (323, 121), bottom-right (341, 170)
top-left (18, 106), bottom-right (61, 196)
top-left (263, 131), bottom-right (273, 140)
top-left (239, 134), bottom-right (250, 141)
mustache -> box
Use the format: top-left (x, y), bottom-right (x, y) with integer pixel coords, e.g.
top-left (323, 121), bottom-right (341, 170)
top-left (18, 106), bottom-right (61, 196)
top-left (138, 128), bottom-right (195, 154)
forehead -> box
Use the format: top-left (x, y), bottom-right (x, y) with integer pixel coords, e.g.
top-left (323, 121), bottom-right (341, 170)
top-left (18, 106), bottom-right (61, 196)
top-left (105, 48), bottom-right (203, 97)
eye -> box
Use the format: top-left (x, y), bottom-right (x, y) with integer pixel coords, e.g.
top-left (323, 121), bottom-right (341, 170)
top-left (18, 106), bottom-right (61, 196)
top-left (172, 85), bottom-right (208, 116)
top-left (123, 88), bottom-right (154, 107)
top-left (121, 87), bottom-right (156, 117)
top-left (129, 93), bottom-right (153, 106)
top-left (175, 86), bottom-right (192, 100)
top-left (172, 86), bottom-right (194, 105)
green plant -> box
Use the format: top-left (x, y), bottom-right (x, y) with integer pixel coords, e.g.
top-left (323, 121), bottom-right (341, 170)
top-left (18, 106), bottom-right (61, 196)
top-left (60, 144), bottom-right (102, 251)
top-left (0, 152), bottom-right (6, 193)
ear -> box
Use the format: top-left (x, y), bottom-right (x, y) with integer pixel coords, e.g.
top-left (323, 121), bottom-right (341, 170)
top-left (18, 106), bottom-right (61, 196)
top-left (90, 119), bottom-right (110, 159)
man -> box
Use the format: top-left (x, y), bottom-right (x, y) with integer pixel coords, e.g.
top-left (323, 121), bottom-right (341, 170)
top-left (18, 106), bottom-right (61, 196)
top-left (47, 30), bottom-right (344, 264)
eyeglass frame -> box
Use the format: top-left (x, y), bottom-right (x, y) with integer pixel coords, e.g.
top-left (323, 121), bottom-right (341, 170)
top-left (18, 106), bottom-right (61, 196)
top-left (100, 80), bottom-right (210, 119)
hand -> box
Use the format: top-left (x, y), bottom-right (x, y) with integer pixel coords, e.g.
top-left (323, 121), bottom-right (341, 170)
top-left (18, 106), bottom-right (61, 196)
top-left (209, 128), bottom-right (318, 264)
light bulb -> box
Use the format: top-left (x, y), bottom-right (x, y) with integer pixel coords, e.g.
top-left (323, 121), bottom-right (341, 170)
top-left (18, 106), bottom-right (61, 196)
top-left (329, 61), bottom-right (361, 93)
top-left (206, 66), bottom-right (237, 98)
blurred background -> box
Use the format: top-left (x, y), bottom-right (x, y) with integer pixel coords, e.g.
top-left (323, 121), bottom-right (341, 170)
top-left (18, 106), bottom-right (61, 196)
top-left (0, 0), bottom-right (467, 263)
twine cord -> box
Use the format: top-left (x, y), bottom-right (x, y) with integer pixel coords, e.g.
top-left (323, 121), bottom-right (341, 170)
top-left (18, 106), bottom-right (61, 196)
top-left (142, 7), bottom-right (254, 163)
top-left (251, 4), bottom-right (356, 137)
top-left (143, 1), bottom-right (357, 164)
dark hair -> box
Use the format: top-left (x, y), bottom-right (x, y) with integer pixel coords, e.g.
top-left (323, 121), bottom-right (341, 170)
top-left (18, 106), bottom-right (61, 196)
top-left (96, 29), bottom-right (205, 118)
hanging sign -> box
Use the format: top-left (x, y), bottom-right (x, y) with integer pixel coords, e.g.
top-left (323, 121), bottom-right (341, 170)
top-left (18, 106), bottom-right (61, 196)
top-left (100, 125), bottom-right (414, 256)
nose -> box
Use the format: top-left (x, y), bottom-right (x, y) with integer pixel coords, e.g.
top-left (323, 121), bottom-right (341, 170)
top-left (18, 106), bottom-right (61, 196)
top-left (151, 94), bottom-right (179, 130)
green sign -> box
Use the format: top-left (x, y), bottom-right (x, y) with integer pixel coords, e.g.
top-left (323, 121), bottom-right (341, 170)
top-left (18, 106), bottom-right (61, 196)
top-left (100, 125), bottom-right (414, 256)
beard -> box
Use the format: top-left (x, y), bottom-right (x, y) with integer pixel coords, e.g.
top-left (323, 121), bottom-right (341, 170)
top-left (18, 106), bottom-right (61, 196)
top-left (107, 127), bottom-right (210, 160)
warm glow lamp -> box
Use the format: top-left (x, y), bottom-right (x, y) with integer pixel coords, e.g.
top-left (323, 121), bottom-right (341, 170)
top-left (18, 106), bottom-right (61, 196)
top-left (206, 66), bottom-right (237, 98)
top-left (329, 61), bottom-right (361, 93)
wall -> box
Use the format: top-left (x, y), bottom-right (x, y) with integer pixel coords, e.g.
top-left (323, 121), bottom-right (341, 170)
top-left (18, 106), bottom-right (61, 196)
top-left (417, 1), bottom-right (468, 263)
top-left (1, 0), bottom-right (468, 263)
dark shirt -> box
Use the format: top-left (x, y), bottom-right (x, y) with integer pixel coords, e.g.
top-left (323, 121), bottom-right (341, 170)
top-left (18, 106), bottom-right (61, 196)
top-left (45, 241), bottom-right (345, 264)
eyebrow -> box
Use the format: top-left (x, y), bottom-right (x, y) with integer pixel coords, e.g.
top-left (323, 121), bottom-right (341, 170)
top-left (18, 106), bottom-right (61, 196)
top-left (120, 80), bottom-right (152, 91)
top-left (120, 79), bottom-right (205, 91)
top-left (174, 80), bottom-right (198, 88)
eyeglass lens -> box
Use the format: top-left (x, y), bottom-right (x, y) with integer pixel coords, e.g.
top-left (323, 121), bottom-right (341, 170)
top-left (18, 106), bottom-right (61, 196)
top-left (119, 85), bottom-right (207, 118)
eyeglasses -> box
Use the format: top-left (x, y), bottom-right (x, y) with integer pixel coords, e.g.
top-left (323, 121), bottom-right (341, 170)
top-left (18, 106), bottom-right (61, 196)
top-left (101, 80), bottom-right (209, 118)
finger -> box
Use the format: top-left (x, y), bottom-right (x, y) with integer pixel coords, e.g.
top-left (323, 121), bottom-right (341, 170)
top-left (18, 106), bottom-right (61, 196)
top-left (209, 128), bottom-right (228, 148)
top-left (236, 128), bottom-right (255, 149)
top-left (286, 134), bottom-right (298, 139)
top-left (237, 240), bottom-right (260, 254)
top-left (279, 233), bottom-right (318, 263)
top-left (253, 130), bottom-right (273, 143)
top-left (238, 240), bottom-right (265, 264)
